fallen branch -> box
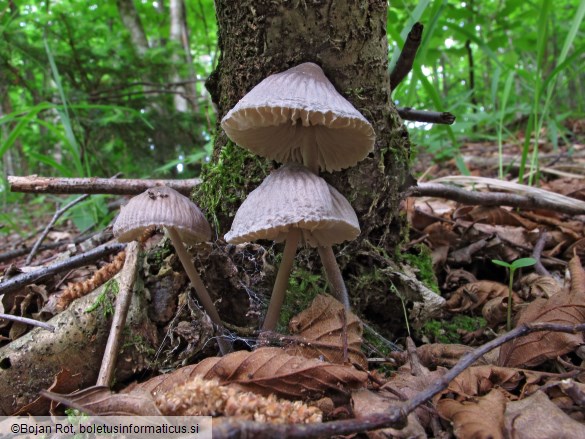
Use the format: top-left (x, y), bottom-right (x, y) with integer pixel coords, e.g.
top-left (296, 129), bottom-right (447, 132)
top-left (8, 176), bottom-right (201, 196)
top-left (0, 313), bottom-right (55, 332)
top-left (407, 182), bottom-right (585, 215)
top-left (25, 194), bottom-right (89, 265)
top-left (0, 243), bottom-right (125, 296)
top-left (397, 107), bottom-right (456, 125)
top-left (390, 22), bottom-right (424, 90)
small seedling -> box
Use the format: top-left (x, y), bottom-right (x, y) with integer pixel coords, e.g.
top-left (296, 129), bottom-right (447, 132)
top-left (492, 257), bottom-right (537, 331)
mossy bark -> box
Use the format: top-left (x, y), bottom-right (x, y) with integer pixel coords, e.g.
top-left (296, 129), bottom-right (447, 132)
top-left (196, 0), bottom-right (411, 334)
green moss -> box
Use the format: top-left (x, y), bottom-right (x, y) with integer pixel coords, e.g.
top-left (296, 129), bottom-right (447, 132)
top-left (398, 243), bottom-right (439, 294)
top-left (276, 266), bottom-right (325, 331)
top-left (194, 139), bottom-right (268, 234)
top-left (85, 279), bottom-right (118, 316)
top-left (420, 315), bottom-right (486, 344)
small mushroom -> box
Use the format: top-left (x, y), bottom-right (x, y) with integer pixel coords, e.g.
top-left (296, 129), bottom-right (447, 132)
top-left (114, 186), bottom-right (231, 354)
top-left (221, 62), bottom-right (375, 173)
top-left (225, 164), bottom-right (359, 330)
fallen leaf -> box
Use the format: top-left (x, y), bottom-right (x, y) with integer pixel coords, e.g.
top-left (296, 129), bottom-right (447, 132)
top-left (351, 389), bottom-right (425, 439)
top-left (141, 347), bottom-right (368, 399)
top-left (285, 294), bottom-right (367, 369)
top-left (445, 281), bottom-right (514, 314)
top-left (505, 390), bottom-right (585, 439)
top-left (391, 343), bottom-right (497, 369)
top-left (498, 254), bottom-right (585, 367)
top-left (437, 388), bottom-right (507, 439)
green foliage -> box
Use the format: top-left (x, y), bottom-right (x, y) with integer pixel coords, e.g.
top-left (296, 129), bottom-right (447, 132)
top-left (390, 0), bottom-right (585, 171)
top-left (85, 279), bottom-right (118, 316)
top-left (277, 266), bottom-right (325, 331)
top-left (421, 315), bottom-right (486, 344)
top-left (492, 257), bottom-right (536, 331)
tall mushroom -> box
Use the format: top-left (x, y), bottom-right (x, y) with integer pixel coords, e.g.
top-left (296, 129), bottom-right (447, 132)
top-left (114, 186), bottom-right (231, 354)
top-left (225, 164), bottom-right (359, 330)
top-left (221, 62), bottom-right (374, 308)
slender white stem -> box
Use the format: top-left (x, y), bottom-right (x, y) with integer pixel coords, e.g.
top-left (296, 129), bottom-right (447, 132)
top-left (302, 128), bottom-right (319, 174)
top-left (166, 227), bottom-right (232, 355)
top-left (97, 241), bottom-right (139, 387)
top-left (262, 228), bottom-right (301, 331)
top-left (318, 245), bottom-right (350, 309)
top-left (167, 227), bottom-right (222, 325)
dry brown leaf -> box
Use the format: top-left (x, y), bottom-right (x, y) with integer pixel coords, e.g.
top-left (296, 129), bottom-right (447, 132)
top-left (142, 347), bottom-right (367, 399)
top-left (518, 273), bottom-right (562, 300)
top-left (498, 254), bottom-right (585, 368)
top-left (434, 365), bottom-right (548, 402)
top-left (42, 386), bottom-right (163, 416)
top-left (437, 388), bottom-right (507, 439)
top-left (505, 390), bottom-right (585, 439)
top-left (453, 206), bottom-right (538, 229)
top-left (351, 389), bottom-right (426, 439)
top-left (483, 296), bottom-right (519, 328)
top-left (391, 343), bottom-right (497, 369)
top-left (445, 280), bottom-right (515, 314)
top-left (285, 294), bottom-right (367, 369)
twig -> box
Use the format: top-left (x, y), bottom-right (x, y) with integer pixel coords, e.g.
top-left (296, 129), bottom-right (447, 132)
top-left (407, 182), bottom-right (585, 215)
top-left (0, 313), bottom-right (55, 332)
top-left (397, 107), bottom-right (456, 125)
top-left (8, 176), bottom-right (201, 196)
top-left (0, 243), bottom-right (126, 296)
top-left (96, 241), bottom-right (140, 387)
top-left (532, 231), bottom-right (551, 276)
top-left (25, 194), bottom-right (89, 265)
top-left (390, 22), bottom-right (423, 90)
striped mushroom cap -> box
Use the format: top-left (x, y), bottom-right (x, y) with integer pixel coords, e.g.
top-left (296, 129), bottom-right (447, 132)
top-left (113, 186), bottom-right (211, 245)
top-left (224, 163), bottom-right (360, 247)
top-left (221, 62), bottom-right (375, 172)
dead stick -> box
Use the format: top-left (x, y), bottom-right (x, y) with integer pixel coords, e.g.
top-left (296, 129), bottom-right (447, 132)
top-left (8, 176), bottom-right (201, 196)
top-left (25, 194), bottom-right (89, 265)
top-left (0, 313), bottom-right (55, 332)
top-left (407, 182), bottom-right (585, 215)
top-left (397, 107), bottom-right (456, 125)
top-left (532, 231), bottom-right (551, 276)
top-left (96, 241), bottom-right (140, 387)
top-left (0, 243), bottom-right (125, 296)
top-left (390, 22), bottom-right (424, 90)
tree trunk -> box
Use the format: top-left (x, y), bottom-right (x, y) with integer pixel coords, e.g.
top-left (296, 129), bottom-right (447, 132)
top-left (197, 0), bottom-right (412, 335)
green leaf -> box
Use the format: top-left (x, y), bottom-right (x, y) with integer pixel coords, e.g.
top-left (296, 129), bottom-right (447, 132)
top-left (491, 259), bottom-right (511, 268)
top-left (510, 258), bottom-right (537, 270)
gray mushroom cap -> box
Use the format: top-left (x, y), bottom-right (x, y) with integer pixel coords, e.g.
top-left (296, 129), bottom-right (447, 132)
top-left (221, 62), bottom-right (375, 172)
top-left (113, 186), bottom-right (211, 245)
top-left (224, 163), bottom-right (360, 247)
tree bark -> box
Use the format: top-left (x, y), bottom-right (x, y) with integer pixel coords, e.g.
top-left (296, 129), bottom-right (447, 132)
top-left (196, 0), bottom-right (411, 333)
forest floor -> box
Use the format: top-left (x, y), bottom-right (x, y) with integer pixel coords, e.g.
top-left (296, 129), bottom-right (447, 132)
top-left (1, 122), bottom-right (585, 438)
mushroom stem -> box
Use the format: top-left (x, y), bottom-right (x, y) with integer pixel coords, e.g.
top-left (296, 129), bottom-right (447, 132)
top-left (167, 227), bottom-right (222, 324)
top-left (302, 129), bottom-right (319, 174)
top-left (317, 245), bottom-right (350, 309)
top-left (166, 227), bottom-right (232, 355)
top-left (262, 228), bottom-right (301, 331)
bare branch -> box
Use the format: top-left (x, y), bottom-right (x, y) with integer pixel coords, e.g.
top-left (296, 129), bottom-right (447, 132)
top-left (397, 107), bottom-right (456, 125)
top-left (0, 243), bottom-right (125, 296)
top-left (8, 176), bottom-right (201, 196)
top-left (390, 22), bottom-right (424, 90)
top-left (407, 182), bottom-right (585, 216)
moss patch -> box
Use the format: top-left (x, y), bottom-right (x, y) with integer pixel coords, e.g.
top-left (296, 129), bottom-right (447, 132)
top-left (85, 279), bottom-right (118, 316)
top-left (420, 315), bottom-right (486, 344)
top-left (399, 243), bottom-right (440, 294)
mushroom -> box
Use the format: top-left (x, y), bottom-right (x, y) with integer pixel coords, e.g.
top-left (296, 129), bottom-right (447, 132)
top-left (222, 62), bottom-right (373, 309)
top-left (225, 164), bottom-right (359, 330)
top-left (114, 186), bottom-right (231, 354)
top-left (221, 62), bottom-right (375, 173)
